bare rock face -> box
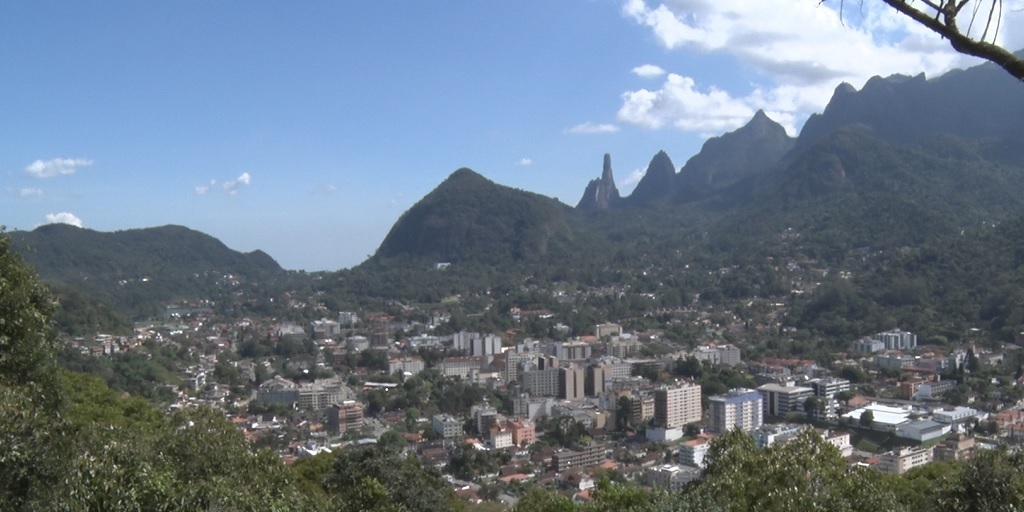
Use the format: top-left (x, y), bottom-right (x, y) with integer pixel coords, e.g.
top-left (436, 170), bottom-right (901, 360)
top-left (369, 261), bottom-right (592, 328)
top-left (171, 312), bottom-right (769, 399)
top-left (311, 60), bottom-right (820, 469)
top-left (576, 153), bottom-right (621, 210)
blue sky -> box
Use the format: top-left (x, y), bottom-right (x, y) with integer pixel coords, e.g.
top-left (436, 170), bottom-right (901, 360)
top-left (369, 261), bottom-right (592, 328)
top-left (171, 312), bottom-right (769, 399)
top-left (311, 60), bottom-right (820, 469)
top-left (3, 1), bottom-right (1019, 270)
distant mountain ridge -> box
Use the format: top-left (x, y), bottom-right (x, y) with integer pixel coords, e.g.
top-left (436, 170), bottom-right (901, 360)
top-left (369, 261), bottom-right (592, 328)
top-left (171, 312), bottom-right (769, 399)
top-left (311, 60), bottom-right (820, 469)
top-left (11, 224), bottom-right (285, 319)
top-left (375, 56), bottom-right (1024, 271)
top-left (12, 55), bottom-right (1024, 320)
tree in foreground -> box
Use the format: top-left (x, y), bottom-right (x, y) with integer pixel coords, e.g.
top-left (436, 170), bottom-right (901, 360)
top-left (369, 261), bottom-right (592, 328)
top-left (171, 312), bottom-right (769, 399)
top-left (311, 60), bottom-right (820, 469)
top-left (841, 0), bottom-right (1024, 81)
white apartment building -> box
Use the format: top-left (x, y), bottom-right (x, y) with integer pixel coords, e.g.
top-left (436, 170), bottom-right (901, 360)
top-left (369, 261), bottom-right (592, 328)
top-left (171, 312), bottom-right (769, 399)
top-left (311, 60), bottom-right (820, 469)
top-left (655, 382), bottom-right (702, 429)
top-left (708, 388), bottom-right (763, 433)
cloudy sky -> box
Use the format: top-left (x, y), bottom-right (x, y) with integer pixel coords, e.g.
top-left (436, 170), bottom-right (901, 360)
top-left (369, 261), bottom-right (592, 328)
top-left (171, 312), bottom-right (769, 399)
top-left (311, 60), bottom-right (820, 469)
top-left (2, 1), bottom-right (1021, 270)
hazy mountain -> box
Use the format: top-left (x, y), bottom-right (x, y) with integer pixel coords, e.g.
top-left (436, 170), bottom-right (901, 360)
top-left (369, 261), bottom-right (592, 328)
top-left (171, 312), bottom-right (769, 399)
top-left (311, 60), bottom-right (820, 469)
top-left (374, 168), bottom-right (576, 264)
top-left (576, 153), bottom-right (621, 210)
top-left (796, 60), bottom-right (1024, 152)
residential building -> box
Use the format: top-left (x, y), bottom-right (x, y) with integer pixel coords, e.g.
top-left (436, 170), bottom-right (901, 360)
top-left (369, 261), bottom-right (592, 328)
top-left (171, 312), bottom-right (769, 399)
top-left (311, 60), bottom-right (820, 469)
top-left (388, 357), bottom-right (425, 376)
top-left (555, 341), bottom-right (592, 361)
top-left (311, 318), bottom-right (342, 340)
top-left (809, 377), bottom-right (850, 398)
top-left (606, 337), bottom-right (641, 358)
top-left (646, 464), bottom-right (701, 491)
top-left (453, 331), bottom-right (502, 356)
top-left (692, 344), bottom-right (742, 366)
top-left (256, 376), bottom-right (345, 410)
top-left (820, 430), bottom-right (853, 457)
top-left (654, 382), bottom-right (702, 429)
top-left (475, 406), bottom-right (499, 436)
top-left (552, 443), bottom-right (607, 472)
top-left (595, 323), bottom-right (622, 339)
top-left (708, 388), bottom-right (763, 433)
top-left (512, 394), bottom-right (553, 421)
top-left (585, 364), bottom-right (607, 397)
top-left (915, 379), bottom-right (958, 399)
top-left (853, 337), bottom-right (885, 354)
top-left (327, 400), bottom-right (364, 436)
top-left (631, 394), bottom-right (655, 426)
top-left (877, 446), bottom-right (933, 475)
top-left (488, 426), bottom-right (514, 450)
top-left (678, 436), bottom-right (712, 468)
top-left (510, 420), bottom-right (536, 447)
top-left (875, 329), bottom-right (917, 351)
top-left (757, 382), bottom-right (813, 418)
top-left (523, 368), bottom-right (561, 397)
top-left (337, 311), bottom-right (359, 326)
top-left (504, 352), bottom-right (537, 385)
top-left (432, 414), bottom-right (463, 439)
top-left (934, 434), bottom-right (976, 462)
top-left (560, 365), bottom-right (585, 401)
top-left (439, 356), bottom-right (486, 379)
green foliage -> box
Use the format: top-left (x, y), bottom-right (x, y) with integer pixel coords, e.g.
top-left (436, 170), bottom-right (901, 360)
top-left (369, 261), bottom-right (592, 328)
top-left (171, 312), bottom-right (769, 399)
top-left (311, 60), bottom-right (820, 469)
top-left (936, 448), bottom-right (1024, 512)
top-left (0, 233), bottom-right (60, 397)
top-left (687, 429), bottom-right (905, 512)
top-left (11, 223), bottom-right (289, 320)
top-left (323, 444), bottom-right (462, 512)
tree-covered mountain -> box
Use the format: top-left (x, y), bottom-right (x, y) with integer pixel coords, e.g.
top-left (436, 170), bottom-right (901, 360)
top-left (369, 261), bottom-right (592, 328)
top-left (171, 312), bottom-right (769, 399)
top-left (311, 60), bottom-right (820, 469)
top-left (374, 168), bottom-right (577, 264)
top-left (11, 224), bottom-right (286, 319)
top-left (675, 109), bottom-right (795, 202)
top-left (623, 150), bottom-right (677, 207)
top-left (796, 61), bottom-right (1024, 151)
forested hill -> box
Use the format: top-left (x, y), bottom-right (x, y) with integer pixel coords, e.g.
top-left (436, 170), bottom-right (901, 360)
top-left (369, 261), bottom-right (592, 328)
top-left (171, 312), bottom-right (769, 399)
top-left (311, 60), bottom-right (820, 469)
top-left (373, 168), bottom-right (578, 264)
top-left (11, 224), bottom-right (286, 320)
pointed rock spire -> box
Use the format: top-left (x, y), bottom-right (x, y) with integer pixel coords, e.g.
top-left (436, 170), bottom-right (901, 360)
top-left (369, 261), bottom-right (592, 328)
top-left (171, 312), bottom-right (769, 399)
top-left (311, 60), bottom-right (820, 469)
top-left (576, 153), bottom-right (621, 210)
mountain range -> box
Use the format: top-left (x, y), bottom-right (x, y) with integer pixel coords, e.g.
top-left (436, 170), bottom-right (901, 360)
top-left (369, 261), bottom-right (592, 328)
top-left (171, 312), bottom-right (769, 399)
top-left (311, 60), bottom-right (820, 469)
top-left (11, 56), bottom-right (1024, 327)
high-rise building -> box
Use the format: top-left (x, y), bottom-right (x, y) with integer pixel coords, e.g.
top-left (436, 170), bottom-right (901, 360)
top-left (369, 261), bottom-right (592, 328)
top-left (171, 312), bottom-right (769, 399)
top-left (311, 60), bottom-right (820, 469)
top-left (631, 394), bottom-right (655, 425)
top-left (874, 329), bottom-right (917, 351)
top-left (453, 331), bottom-right (502, 356)
top-left (555, 341), bottom-right (592, 361)
top-left (757, 382), bottom-right (814, 418)
top-left (327, 400), bottom-right (364, 435)
top-left (560, 365), bottom-right (585, 401)
top-left (523, 368), bottom-right (561, 397)
top-left (654, 382), bottom-right (702, 429)
top-left (708, 388), bottom-right (763, 433)
top-left (585, 364), bottom-right (607, 396)
top-left (504, 352), bottom-right (536, 385)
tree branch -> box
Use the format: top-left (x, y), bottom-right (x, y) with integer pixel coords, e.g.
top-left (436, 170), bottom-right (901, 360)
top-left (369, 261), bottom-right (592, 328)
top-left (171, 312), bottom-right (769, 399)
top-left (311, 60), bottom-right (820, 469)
top-left (879, 0), bottom-right (1024, 81)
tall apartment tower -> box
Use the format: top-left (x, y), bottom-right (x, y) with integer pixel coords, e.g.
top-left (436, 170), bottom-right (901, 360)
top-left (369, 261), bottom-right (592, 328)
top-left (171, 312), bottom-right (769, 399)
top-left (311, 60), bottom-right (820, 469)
top-left (654, 382), bottom-right (702, 429)
top-left (708, 388), bottom-right (763, 433)
top-left (585, 364), bottom-right (607, 397)
top-left (559, 365), bottom-right (585, 401)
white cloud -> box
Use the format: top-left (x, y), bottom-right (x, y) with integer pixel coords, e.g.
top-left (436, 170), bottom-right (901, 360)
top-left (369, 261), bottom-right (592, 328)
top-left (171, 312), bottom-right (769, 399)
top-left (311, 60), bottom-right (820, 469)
top-left (619, 0), bottom-right (982, 134)
top-left (24, 157), bottom-right (93, 178)
top-left (632, 64), bottom-right (666, 77)
top-left (517, 157), bottom-right (533, 166)
top-left (14, 188), bottom-right (43, 198)
top-left (44, 212), bottom-right (83, 228)
top-left (222, 172), bottom-right (252, 195)
top-left (566, 122), bottom-right (621, 134)
top-left (326, 184), bottom-right (338, 193)
top-left (618, 167), bottom-right (647, 190)
top-left (194, 180), bottom-right (216, 195)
